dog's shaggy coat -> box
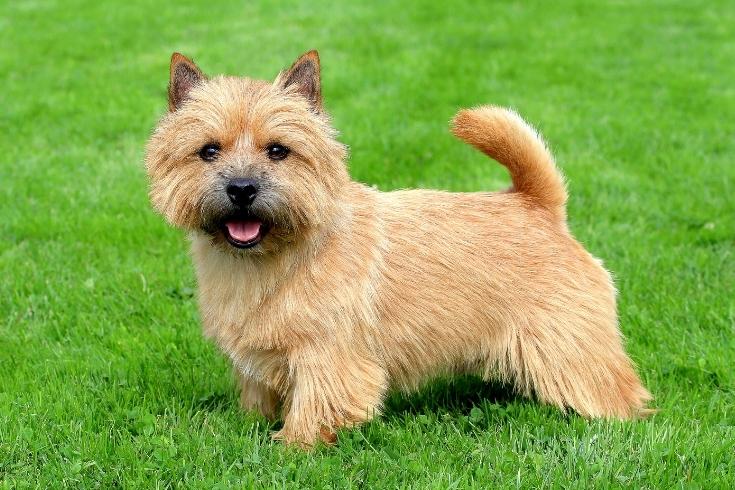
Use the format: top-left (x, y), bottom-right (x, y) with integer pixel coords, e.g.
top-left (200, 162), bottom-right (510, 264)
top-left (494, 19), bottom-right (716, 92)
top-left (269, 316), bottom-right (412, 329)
top-left (145, 50), bottom-right (651, 447)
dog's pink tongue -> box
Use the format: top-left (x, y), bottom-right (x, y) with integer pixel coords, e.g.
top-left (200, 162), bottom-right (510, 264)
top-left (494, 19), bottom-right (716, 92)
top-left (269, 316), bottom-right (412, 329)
top-left (225, 220), bottom-right (261, 242)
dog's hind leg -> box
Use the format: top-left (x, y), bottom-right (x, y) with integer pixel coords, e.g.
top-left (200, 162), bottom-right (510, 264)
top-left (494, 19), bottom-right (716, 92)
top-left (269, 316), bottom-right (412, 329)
top-left (485, 315), bottom-right (651, 419)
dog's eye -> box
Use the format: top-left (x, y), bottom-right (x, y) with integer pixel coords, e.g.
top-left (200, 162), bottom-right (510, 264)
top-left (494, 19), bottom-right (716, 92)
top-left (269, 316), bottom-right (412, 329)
top-left (199, 143), bottom-right (221, 162)
top-left (266, 143), bottom-right (290, 161)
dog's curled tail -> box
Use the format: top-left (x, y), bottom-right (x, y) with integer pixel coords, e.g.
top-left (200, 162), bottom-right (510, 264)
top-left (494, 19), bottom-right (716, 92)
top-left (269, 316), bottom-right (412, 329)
top-left (451, 106), bottom-right (567, 217)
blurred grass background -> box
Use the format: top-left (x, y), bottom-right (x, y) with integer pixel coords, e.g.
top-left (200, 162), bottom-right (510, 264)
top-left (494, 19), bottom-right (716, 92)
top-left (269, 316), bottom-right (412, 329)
top-left (1, 0), bottom-right (733, 487)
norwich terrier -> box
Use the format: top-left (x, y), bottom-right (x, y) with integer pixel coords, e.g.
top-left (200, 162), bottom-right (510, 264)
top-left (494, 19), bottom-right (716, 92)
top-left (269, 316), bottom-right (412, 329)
top-left (145, 50), bottom-right (651, 447)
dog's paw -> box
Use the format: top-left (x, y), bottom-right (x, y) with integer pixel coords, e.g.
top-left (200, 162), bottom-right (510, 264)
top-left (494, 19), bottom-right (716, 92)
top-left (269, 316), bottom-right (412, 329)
top-left (271, 426), bottom-right (337, 449)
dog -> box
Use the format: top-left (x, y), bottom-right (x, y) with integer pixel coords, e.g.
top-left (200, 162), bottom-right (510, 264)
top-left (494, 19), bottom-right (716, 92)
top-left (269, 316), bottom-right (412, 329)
top-left (145, 50), bottom-right (651, 447)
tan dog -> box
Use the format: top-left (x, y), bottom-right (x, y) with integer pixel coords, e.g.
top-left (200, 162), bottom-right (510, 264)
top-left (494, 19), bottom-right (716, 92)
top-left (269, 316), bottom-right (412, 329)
top-left (145, 50), bottom-right (651, 447)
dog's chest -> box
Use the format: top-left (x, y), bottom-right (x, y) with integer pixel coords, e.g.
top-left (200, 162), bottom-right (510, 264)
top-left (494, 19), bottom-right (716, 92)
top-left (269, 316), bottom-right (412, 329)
top-left (193, 262), bottom-right (292, 386)
top-left (195, 258), bottom-right (278, 346)
top-left (190, 222), bottom-right (384, 376)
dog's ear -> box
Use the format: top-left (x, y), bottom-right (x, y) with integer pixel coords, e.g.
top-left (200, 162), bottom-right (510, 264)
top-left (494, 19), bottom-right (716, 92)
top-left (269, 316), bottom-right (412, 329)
top-left (278, 50), bottom-right (322, 110)
top-left (168, 53), bottom-right (206, 111)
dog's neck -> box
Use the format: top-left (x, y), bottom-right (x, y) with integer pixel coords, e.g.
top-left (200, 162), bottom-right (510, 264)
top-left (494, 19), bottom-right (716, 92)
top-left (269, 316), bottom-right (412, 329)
top-left (188, 182), bottom-right (385, 352)
top-left (189, 191), bottom-right (354, 304)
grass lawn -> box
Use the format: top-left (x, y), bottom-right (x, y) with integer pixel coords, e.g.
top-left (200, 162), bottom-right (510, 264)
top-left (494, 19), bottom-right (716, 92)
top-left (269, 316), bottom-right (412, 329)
top-left (1, 0), bottom-right (734, 487)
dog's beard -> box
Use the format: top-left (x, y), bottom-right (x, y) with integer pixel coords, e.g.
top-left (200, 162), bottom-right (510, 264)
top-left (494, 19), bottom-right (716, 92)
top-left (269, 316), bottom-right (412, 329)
top-left (197, 190), bottom-right (301, 254)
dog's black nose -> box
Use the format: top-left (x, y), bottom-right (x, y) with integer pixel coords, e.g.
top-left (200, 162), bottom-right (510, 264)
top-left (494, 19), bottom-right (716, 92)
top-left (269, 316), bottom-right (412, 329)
top-left (226, 179), bottom-right (259, 206)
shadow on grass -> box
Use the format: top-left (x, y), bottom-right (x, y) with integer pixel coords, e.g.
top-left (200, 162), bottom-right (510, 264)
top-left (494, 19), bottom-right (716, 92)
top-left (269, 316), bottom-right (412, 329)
top-left (188, 374), bottom-right (525, 420)
top-left (194, 391), bottom-right (233, 412)
top-left (330, 375), bottom-right (563, 452)
top-left (185, 373), bottom-right (566, 451)
top-left (382, 374), bottom-right (522, 418)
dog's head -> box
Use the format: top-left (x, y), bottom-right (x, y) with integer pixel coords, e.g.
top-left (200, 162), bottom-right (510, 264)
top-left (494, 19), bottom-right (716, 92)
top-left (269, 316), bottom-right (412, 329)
top-left (145, 51), bottom-right (349, 255)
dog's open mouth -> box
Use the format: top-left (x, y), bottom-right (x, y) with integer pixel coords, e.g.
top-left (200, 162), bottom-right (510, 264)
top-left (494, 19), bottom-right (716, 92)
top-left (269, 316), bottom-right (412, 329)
top-left (222, 219), bottom-right (268, 248)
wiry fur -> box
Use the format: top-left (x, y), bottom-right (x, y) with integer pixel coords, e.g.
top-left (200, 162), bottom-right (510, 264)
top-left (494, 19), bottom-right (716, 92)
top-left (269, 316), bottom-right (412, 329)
top-left (145, 51), bottom-right (651, 448)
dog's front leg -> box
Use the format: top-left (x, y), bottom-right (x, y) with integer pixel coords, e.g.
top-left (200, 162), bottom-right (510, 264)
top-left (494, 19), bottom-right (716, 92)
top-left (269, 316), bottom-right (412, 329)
top-left (237, 371), bottom-right (279, 421)
top-left (273, 345), bottom-right (388, 448)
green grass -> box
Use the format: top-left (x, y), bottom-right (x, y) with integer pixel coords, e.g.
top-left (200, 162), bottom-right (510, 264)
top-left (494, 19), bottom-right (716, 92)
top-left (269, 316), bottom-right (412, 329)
top-left (1, 0), bottom-right (734, 487)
